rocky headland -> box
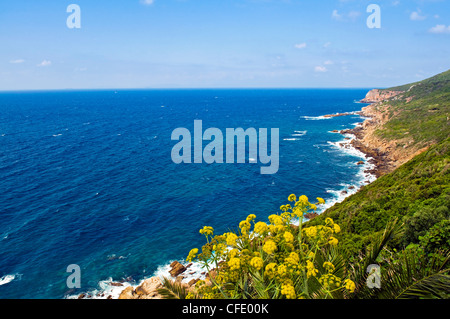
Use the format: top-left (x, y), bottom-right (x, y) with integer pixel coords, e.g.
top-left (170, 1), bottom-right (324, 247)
top-left (326, 88), bottom-right (429, 177)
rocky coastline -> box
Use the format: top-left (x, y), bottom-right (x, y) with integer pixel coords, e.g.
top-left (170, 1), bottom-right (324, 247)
top-left (91, 88), bottom-right (426, 300)
top-left (326, 88), bottom-right (428, 178)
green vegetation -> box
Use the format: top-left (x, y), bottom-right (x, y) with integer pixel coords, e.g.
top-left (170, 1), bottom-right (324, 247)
top-left (376, 69), bottom-right (450, 146)
top-left (308, 138), bottom-right (450, 259)
top-left (161, 70), bottom-right (450, 299)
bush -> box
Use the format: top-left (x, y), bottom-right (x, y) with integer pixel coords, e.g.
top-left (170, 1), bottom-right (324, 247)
top-left (184, 194), bottom-right (356, 299)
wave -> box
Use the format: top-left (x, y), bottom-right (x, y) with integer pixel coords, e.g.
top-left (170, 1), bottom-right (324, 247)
top-left (0, 274), bottom-right (20, 286)
top-left (300, 115), bottom-right (331, 120)
top-left (320, 134), bottom-right (377, 213)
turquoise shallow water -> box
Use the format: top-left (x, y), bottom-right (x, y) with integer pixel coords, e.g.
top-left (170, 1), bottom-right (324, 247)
top-left (0, 89), bottom-right (372, 298)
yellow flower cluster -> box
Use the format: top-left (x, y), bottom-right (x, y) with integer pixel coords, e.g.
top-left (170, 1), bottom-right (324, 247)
top-left (344, 279), bottom-right (356, 293)
top-left (281, 283), bottom-right (296, 299)
top-left (254, 221), bottom-right (268, 235)
top-left (283, 231), bottom-right (294, 243)
top-left (250, 257), bottom-right (264, 270)
top-left (225, 232), bottom-right (238, 246)
top-left (263, 239), bottom-right (277, 255)
top-left (318, 273), bottom-right (342, 290)
top-left (228, 257), bottom-right (241, 271)
top-left (184, 194), bottom-right (357, 300)
top-left (199, 226), bottom-right (214, 236)
top-left (306, 260), bottom-right (319, 278)
top-left (187, 248), bottom-right (198, 262)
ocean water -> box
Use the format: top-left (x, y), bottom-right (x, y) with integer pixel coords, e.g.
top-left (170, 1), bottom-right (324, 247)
top-left (0, 89), bottom-right (373, 299)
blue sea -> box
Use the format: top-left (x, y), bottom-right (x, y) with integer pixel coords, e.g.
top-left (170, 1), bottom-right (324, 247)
top-left (0, 89), bottom-right (373, 299)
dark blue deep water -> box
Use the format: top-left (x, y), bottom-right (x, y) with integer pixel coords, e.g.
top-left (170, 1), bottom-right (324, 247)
top-left (0, 89), bottom-right (372, 298)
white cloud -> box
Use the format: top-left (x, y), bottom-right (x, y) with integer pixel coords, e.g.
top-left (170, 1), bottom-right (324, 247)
top-left (324, 60), bottom-right (334, 65)
top-left (410, 10), bottom-right (426, 21)
top-left (323, 42), bottom-right (331, 48)
top-left (294, 42), bottom-right (307, 49)
top-left (332, 9), bottom-right (361, 22)
top-left (37, 60), bottom-right (52, 67)
top-left (140, 0), bottom-right (154, 5)
top-left (314, 66), bottom-right (327, 73)
top-left (348, 11), bottom-right (361, 21)
top-left (429, 24), bottom-right (450, 34)
top-left (10, 59), bottom-right (25, 64)
top-left (332, 10), bottom-right (343, 21)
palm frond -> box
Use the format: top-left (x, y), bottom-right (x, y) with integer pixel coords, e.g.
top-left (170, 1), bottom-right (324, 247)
top-left (157, 276), bottom-right (193, 299)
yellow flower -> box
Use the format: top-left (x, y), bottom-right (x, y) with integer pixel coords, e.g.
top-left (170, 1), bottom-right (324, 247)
top-left (344, 279), bottom-right (356, 293)
top-left (199, 226), bottom-right (214, 236)
top-left (333, 224), bottom-right (341, 233)
top-left (328, 236), bottom-right (339, 246)
top-left (285, 252), bottom-right (300, 266)
top-left (228, 257), bottom-right (241, 271)
top-left (323, 261), bottom-right (335, 273)
top-left (325, 217), bottom-right (334, 226)
top-left (263, 240), bottom-right (277, 255)
top-left (310, 204), bottom-right (317, 210)
top-left (226, 232), bottom-right (238, 246)
top-left (303, 226), bottom-right (318, 238)
top-left (250, 257), bottom-right (264, 270)
top-left (298, 195), bottom-right (309, 204)
top-left (283, 231), bottom-right (294, 243)
top-left (277, 264), bottom-right (287, 277)
top-left (229, 248), bottom-right (239, 258)
top-left (288, 194), bottom-right (296, 202)
top-left (317, 197), bottom-right (325, 205)
top-left (281, 283), bottom-right (296, 299)
top-left (254, 221), bottom-right (268, 235)
top-left (319, 274), bottom-right (341, 290)
top-left (268, 214), bottom-right (283, 226)
top-left (187, 248), bottom-right (198, 262)
top-left (246, 214), bottom-right (256, 222)
top-left (265, 263), bottom-right (277, 278)
top-left (306, 260), bottom-right (318, 278)
top-left (239, 220), bottom-right (251, 234)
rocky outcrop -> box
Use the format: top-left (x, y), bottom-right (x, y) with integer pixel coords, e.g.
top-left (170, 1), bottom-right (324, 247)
top-left (118, 277), bottom-right (164, 299)
top-left (341, 91), bottom-right (429, 177)
top-left (359, 89), bottom-right (402, 104)
top-left (169, 261), bottom-right (187, 277)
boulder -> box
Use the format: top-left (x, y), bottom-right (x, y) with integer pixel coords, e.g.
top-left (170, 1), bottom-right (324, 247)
top-left (169, 261), bottom-right (187, 277)
top-left (118, 286), bottom-right (136, 299)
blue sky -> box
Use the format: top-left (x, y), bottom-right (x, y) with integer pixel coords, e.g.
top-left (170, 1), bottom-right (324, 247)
top-left (1, 0), bottom-right (449, 90)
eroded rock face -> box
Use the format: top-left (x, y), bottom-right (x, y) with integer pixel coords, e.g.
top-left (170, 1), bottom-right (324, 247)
top-left (169, 261), bottom-right (187, 277)
top-left (360, 89), bottom-right (402, 103)
top-left (118, 277), bottom-right (164, 299)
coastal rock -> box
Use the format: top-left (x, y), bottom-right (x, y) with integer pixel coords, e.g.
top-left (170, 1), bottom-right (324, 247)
top-left (118, 286), bottom-right (136, 299)
top-left (359, 89), bottom-right (402, 104)
top-left (169, 261), bottom-right (187, 277)
top-left (356, 161), bottom-right (364, 165)
top-left (135, 277), bottom-right (163, 298)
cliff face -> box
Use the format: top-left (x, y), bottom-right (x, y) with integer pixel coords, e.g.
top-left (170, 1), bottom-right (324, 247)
top-left (348, 88), bottom-right (430, 176)
top-left (359, 89), bottom-right (403, 103)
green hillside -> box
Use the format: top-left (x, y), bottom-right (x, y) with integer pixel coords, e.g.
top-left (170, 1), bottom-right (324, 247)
top-left (308, 138), bottom-right (450, 257)
top-left (375, 69), bottom-right (450, 147)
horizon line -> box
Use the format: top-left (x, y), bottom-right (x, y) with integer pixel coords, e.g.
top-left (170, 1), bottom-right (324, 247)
top-left (0, 87), bottom-right (381, 93)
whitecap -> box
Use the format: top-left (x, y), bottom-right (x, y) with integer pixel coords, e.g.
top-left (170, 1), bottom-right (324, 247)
top-left (0, 274), bottom-right (17, 286)
top-left (300, 115), bottom-right (331, 120)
